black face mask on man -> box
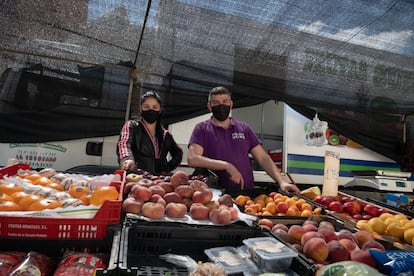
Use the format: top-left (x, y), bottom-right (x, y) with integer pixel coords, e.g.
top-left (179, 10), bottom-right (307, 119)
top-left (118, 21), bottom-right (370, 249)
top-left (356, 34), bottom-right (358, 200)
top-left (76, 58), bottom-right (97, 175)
top-left (141, 109), bottom-right (160, 124)
top-left (211, 104), bottom-right (230, 121)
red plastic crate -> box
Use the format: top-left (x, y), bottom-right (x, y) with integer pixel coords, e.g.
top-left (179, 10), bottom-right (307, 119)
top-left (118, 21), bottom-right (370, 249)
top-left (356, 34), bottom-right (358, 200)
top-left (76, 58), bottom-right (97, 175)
top-left (0, 164), bottom-right (125, 240)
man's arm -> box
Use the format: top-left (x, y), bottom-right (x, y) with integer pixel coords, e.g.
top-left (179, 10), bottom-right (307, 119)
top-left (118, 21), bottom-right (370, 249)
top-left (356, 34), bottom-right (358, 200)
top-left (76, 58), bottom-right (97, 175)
top-left (187, 143), bottom-right (244, 188)
top-left (250, 145), bottom-right (300, 194)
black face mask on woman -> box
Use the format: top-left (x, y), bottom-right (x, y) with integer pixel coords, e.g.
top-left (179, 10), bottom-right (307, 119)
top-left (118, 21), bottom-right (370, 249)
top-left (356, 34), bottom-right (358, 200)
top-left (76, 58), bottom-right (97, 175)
top-left (141, 109), bottom-right (160, 124)
top-left (211, 104), bottom-right (230, 121)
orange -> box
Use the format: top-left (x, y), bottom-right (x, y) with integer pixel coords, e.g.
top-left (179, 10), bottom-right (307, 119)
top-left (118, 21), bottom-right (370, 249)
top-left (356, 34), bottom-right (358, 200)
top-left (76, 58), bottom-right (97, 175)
top-left (300, 203), bottom-right (313, 212)
top-left (69, 185), bottom-right (90, 199)
top-left (235, 195), bottom-right (250, 205)
top-left (0, 200), bottom-right (23, 211)
top-left (285, 206), bottom-right (299, 216)
top-left (300, 209), bottom-right (312, 217)
top-left (0, 192), bottom-right (13, 202)
top-left (27, 199), bottom-right (62, 211)
top-left (79, 194), bottom-right (91, 205)
top-left (45, 182), bottom-right (64, 191)
top-left (90, 186), bottom-right (119, 206)
top-left (19, 194), bottom-right (43, 211)
top-left (10, 191), bottom-right (29, 203)
top-left (0, 183), bottom-right (24, 196)
top-left (32, 176), bottom-right (52, 186)
top-left (312, 207), bottom-right (322, 215)
top-left (265, 202), bottom-right (277, 215)
top-left (23, 173), bottom-right (42, 183)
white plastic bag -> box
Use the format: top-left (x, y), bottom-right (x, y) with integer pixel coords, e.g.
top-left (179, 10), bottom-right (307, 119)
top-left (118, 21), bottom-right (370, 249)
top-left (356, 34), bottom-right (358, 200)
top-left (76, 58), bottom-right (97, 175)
top-left (305, 113), bottom-right (328, 146)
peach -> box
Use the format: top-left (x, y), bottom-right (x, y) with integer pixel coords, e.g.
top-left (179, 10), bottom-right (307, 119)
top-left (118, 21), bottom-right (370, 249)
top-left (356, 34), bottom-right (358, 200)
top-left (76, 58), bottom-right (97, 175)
top-left (337, 229), bottom-right (356, 242)
top-left (228, 206), bottom-right (239, 220)
top-left (189, 203), bottom-right (210, 220)
top-left (192, 189), bottom-right (213, 204)
top-left (353, 230), bottom-right (375, 248)
top-left (181, 198), bottom-right (193, 211)
top-left (318, 221), bottom-right (335, 231)
top-left (303, 237), bottom-right (329, 263)
top-left (209, 206), bottom-right (232, 225)
top-left (137, 178), bottom-right (154, 187)
top-left (301, 231), bottom-right (324, 246)
top-left (123, 182), bottom-right (138, 196)
top-left (327, 240), bottom-right (351, 262)
top-left (170, 170), bottom-right (189, 188)
top-left (302, 223), bottom-right (318, 232)
top-left (130, 185), bottom-right (152, 201)
top-left (122, 197), bottom-right (144, 214)
top-left (159, 181), bottom-right (174, 193)
top-left (149, 185), bottom-right (166, 196)
top-left (302, 220), bottom-right (318, 227)
top-left (318, 227), bottom-right (338, 243)
top-left (189, 179), bottom-right (209, 191)
top-left (163, 192), bottom-right (183, 204)
top-left (165, 202), bottom-right (187, 218)
top-left (350, 249), bottom-right (377, 268)
top-left (361, 239), bottom-right (385, 251)
top-left (205, 200), bottom-right (220, 210)
top-left (271, 223), bottom-right (289, 233)
top-left (141, 202), bottom-right (165, 219)
top-left (258, 218), bottom-right (274, 229)
top-left (174, 185), bottom-right (194, 199)
top-left (218, 194), bottom-right (234, 207)
top-left (150, 194), bottom-right (166, 207)
top-left (338, 238), bottom-right (358, 252)
top-left (288, 225), bottom-right (306, 242)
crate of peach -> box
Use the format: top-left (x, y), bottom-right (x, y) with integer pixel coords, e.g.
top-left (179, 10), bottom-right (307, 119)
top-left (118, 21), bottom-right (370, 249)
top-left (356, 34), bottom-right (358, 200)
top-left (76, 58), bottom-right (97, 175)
top-left (0, 163), bottom-right (124, 239)
top-left (121, 170), bottom-right (257, 226)
top-left (233, 191), bottom-right (324, 220)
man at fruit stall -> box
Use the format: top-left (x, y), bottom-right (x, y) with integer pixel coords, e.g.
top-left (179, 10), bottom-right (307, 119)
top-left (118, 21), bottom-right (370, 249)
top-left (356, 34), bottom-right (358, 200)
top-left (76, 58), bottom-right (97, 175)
top-left (187, 86), bottom-right (300, 194)
top-left (117, 91), bottom-right (183, 175)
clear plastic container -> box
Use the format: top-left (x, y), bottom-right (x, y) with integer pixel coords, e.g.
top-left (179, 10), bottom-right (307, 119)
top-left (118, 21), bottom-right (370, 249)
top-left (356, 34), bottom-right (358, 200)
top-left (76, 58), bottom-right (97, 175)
top-left (243, 237), bottom-right (298, 272)
top-left (204, 246), bottom-right (258, 275)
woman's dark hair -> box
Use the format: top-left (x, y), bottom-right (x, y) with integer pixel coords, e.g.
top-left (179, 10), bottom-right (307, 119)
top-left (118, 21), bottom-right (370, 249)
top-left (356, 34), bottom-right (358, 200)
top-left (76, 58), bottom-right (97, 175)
top-left (141, 91), bottom-right (162, 105)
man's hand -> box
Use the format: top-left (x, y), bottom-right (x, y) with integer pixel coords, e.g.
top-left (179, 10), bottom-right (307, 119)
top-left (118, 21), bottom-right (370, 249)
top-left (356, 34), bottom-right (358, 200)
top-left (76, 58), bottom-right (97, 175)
top-left (279, 181), bottom-right (301, 194)
top-left (226, 162), bottom-right (244, 189)
top-left (121, 160), bottom-right (136, 171)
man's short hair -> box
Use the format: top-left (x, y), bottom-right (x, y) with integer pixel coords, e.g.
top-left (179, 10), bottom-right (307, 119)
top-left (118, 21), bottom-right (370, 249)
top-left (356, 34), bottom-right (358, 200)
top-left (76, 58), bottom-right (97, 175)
top-left (208, 86), bottom-right (231, 102)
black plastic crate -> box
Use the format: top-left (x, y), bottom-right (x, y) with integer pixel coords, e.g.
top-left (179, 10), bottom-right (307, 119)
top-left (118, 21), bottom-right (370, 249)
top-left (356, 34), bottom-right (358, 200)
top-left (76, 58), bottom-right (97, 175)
top-left (118, 219), bottom-right (267, 275)
top-left (0, 224), bottom-right (120, 275)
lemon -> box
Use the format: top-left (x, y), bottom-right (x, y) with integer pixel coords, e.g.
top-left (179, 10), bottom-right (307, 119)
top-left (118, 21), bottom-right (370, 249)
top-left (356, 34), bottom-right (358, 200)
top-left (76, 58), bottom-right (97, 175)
top-left (379, 212), bottom-right (393, 221)
top-left (368, 217), bottom-right (386, 235)
top-left (356, 220), bottom-right (374, 233)
top-left (404, 228), bottom-right (414, 244)
top-left (386, 222), bottom-right (405, 240)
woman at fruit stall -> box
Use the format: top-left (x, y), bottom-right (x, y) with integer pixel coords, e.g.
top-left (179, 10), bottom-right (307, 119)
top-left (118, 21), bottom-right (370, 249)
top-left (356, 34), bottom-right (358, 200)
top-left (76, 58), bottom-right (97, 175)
top-left (117, 91), bottom-right (183, 175)
top-left (187, 86), bottom-right (300, 194)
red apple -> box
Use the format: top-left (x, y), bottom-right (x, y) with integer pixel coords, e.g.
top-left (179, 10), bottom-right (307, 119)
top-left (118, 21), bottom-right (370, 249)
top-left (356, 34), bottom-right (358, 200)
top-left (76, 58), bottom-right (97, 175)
top-left (343, 201), bottom-right (362, 216)
top-left (328, 201), bottom-right (343, 212)
top-left (363, 204), bottom-right (380, 217)
top-left (320, 196), bottom-right (335, 207)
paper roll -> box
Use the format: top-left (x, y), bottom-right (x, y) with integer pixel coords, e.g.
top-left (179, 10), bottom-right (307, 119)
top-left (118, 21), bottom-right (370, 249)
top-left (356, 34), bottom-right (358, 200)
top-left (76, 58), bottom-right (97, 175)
top-left (322, 151), bottom-right (340, 196)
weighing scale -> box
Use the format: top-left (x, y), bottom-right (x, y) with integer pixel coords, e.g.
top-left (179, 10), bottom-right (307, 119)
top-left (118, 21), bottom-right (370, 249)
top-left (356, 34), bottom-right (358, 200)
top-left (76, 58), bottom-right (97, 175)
top-left (344, 170), bottom-right (413, 193)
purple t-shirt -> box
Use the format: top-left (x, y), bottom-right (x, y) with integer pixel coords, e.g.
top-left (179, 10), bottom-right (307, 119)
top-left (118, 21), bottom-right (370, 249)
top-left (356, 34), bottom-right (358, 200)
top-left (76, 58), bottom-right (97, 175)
top-left (189, 118), bottom-right (261, 189)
